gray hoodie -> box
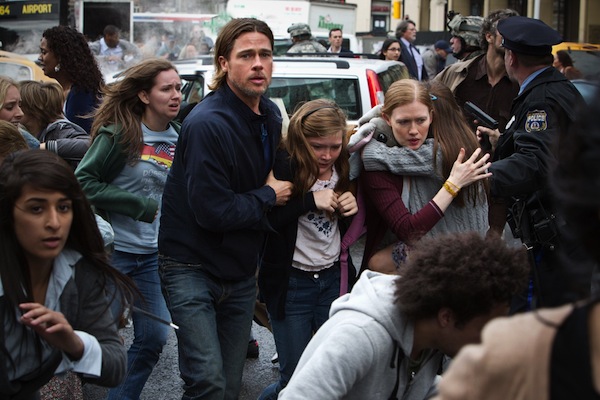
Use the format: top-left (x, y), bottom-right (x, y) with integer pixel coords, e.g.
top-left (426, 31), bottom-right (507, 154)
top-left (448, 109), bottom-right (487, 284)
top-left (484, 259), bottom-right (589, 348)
top-left (279, 270), bottom-right (443, 400)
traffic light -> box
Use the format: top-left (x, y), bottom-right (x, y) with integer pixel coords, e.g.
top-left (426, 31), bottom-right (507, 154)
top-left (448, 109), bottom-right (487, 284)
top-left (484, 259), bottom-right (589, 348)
top-left (393, 1), bottom-right (401, 19)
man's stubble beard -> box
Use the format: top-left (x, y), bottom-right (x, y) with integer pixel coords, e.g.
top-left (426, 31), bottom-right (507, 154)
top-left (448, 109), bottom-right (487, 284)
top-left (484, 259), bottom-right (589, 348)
top-left (231, 79), bottom-right (270, 99)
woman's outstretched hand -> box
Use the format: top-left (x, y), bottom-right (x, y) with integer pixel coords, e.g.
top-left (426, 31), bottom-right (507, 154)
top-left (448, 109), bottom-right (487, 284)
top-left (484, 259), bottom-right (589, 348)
top-left (20, 302), bottom-right (84, 360)
top-left (447, 148), bottom-right (492, 189)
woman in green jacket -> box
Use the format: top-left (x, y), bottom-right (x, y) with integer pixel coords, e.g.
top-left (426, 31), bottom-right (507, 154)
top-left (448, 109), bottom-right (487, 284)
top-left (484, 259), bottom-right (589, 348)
top-left (75, 58), bottom-right (181, 400)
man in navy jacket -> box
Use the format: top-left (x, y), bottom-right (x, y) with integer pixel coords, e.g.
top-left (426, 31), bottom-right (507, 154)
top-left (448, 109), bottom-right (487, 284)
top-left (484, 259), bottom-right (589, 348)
top-left (159, 18), bottom-right (292, 400)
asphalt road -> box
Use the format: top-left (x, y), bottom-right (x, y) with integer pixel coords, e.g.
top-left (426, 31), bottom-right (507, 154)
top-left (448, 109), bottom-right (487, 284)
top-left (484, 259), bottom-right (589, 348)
top-left (83, 321), bottom-right (279, 399)
top-left (83, 238), bottom-right (365, 400)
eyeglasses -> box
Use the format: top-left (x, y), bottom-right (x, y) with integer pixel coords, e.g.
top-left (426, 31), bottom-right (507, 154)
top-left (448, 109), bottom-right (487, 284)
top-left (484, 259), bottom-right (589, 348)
top-left (387, 47), bottom-right (401, 52)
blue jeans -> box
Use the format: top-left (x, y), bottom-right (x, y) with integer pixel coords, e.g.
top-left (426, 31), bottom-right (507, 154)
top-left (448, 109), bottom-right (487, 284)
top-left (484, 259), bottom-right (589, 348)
top-left (259, 264), bottom-right (340, 400)
top-left (159, 256), bottom-right (256, 400)
top-left (107, 251), bottom-right (170, 400)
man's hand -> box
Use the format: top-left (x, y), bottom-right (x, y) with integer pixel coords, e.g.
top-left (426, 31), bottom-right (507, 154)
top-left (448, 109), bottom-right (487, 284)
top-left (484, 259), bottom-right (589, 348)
top-left (20, 302), bottom-right (84, 360)
top-left (266, 171), bottom-right (293, 206)
top-left (476, 126), bottom-right (500, 153)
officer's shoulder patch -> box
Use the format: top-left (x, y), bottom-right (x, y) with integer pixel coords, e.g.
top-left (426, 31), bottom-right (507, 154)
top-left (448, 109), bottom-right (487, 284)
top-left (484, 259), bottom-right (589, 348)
top-left (525, 110), bottom-right (547, 133)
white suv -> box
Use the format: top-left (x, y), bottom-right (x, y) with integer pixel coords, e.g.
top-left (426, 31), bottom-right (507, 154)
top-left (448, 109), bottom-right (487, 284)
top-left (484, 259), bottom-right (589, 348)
top-left (175, 56), bottom-right (408, 126)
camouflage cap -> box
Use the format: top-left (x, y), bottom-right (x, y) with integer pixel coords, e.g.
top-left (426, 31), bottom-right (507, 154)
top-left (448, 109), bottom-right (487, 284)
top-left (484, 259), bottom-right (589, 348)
top-left (288, 23), bottom-right (311, 38)
top-left (447, 14), bottom-right (484, 48)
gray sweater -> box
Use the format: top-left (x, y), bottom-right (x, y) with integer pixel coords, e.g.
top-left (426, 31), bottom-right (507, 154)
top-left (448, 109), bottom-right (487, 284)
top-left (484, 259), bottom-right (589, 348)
top-left (279, 271), bottom-right (444, 400)
top-left (362, 138), bottom-right (489, 237)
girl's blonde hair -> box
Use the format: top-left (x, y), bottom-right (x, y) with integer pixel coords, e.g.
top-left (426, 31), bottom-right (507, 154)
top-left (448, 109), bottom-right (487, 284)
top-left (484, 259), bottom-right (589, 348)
top-left (0, 76), bottom-right (18, 111)
top-left (285, 99), bottom-right (350, 196)
top-left (19, 81), bottom-right (64, 128)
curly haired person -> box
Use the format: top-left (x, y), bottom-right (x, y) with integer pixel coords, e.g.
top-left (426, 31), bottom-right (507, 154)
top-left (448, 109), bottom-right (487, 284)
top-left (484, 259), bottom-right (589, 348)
top-left (279, 231), bottom-right (528, 400)
top-left (39, 26), bottom-right (104, 134)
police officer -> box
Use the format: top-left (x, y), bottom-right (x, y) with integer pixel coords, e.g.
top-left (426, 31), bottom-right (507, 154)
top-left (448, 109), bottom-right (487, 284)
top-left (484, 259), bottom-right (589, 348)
top-left (287, 23), bottom-right (327, 54)
top-left (478, 16), bottom-right (589, 311)
top-left (447, 12), bottom-right (484, 61)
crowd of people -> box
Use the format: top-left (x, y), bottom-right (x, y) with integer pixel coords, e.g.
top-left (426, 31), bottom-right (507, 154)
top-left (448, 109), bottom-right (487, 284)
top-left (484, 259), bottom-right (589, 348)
top-left (88, 24), bottom-right (214, 75)
top-left (0, 9), bottom-right (597, 400)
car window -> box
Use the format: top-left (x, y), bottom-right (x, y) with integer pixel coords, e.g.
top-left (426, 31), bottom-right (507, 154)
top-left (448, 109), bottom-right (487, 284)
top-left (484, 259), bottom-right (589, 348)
top-left (377, 64), bottom-right (409, 92)
top-left (267, 77), bottom-right (361, 120)
top-left (274, 39), bottom-right (293, 55)
top-left (567, 51), bottom-right (600, 80)
top-left (0, 62), bottom-right (33, 81)
top-left (180, 75), bottom-right (205, 107)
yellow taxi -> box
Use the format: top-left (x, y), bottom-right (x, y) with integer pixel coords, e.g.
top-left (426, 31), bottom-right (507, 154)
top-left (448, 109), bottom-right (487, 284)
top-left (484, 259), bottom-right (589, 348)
top-left (0, 50), bottom-right (56, 82)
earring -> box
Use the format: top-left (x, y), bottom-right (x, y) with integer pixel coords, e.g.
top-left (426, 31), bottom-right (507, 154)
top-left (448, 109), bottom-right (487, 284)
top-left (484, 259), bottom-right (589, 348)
top-left (54, 64), bottom-right (60, 72)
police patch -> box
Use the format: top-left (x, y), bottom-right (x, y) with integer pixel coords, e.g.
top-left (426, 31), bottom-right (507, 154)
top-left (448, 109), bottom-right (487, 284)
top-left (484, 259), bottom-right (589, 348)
top-left (525, 110), bottom-right (547, 132)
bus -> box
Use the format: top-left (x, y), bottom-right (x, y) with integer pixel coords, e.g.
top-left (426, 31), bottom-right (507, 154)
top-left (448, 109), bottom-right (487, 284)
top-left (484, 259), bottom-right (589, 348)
top-left (132, 13), bottom-right (218, 48)
top-left (0, 0), bottom-right (132, 53)
top-left (0, 0), bottom-right (67, 53)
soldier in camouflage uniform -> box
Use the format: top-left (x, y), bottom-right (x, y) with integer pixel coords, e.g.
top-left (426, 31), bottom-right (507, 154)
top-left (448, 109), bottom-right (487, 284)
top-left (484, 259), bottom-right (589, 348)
top-left (447, 12), bottom-right (484, 61)
top-left (287, 23), bottom-right (327, 54)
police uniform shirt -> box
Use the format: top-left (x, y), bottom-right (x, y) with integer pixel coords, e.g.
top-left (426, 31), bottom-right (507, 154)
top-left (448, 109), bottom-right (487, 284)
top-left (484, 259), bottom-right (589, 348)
top-left (489, 17), bottom-right (582, 199)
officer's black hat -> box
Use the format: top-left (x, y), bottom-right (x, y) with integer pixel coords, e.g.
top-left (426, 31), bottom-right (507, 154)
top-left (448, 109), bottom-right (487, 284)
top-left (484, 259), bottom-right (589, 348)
top-left (497, 16), bottom-right (562, 56)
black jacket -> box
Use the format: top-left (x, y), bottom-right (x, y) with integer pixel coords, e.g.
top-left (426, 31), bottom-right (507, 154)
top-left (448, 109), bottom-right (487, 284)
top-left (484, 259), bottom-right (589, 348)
top-left (0, 254), bottom-right (126, 399)
top-left (490, 67), bottom-right (583, 208)
top-left (159, 84), bottom-right (282, 280)
top-left (39, 119), bottom-right (90, 170)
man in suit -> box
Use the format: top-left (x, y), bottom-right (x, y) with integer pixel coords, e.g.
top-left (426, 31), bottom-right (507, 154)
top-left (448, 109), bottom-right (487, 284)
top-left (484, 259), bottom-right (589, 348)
top-left (327, 28), bottom-right (353, 56)
top-left (396, 19), bottom-right (428, 81)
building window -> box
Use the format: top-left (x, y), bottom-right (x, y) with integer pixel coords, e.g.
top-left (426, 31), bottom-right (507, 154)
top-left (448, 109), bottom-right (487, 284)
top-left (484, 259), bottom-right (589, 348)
top-left (373, 14), bottom-right (387, 34)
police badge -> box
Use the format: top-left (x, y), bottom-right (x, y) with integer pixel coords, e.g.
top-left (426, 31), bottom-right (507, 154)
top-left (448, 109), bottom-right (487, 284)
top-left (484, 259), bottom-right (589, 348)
top-left (525, 110), bottom-right (548, 132)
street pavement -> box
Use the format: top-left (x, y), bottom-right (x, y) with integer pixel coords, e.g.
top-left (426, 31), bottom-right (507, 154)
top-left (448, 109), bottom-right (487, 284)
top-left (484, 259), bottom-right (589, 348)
top-left (83, 238), bottom-right (365, 399)
top-left (83, 321), bottom-right (279, 399)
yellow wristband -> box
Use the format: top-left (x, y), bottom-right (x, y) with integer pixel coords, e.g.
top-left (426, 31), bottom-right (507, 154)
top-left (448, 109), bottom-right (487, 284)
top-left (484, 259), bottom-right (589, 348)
top-left (443, 181), bottom-right (459, 197)
top-left (446, 180), bottom-right (460, 192)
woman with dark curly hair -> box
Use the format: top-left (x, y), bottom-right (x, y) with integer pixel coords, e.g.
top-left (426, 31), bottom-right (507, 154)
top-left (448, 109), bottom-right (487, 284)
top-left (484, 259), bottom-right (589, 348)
top-left (38, 26), bottom-right (104, 134)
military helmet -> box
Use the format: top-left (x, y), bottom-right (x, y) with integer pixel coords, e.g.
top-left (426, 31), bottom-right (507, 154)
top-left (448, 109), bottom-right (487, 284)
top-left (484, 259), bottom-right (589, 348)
top-left (447, 13), bottom-right (484, 48)
top-left (288, 23), bottom-right (311, 38)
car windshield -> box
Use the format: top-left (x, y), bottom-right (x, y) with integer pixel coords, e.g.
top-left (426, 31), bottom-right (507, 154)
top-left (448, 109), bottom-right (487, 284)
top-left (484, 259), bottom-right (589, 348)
top-left (267, 77), bottom-right (360, 120)
top-left (0, 62), bottom-right (33, 81)
top-left (274, 39), bottom-right (293, 55)
top-left (377, 64), bottom-right (408, 92)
